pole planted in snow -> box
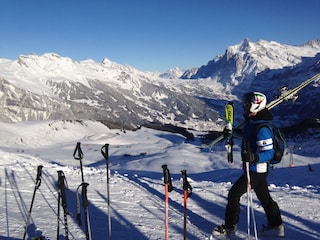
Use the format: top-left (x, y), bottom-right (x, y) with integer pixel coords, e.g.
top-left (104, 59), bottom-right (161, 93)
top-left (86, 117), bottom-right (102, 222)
top-left (162, 164), bottom-right (173, 240)
top-left (101, 143), bottom-right (112, 240)
top-left (181, 170), bottom-right (192, 240)
top-left (23, 165), bottom-right (43, 240)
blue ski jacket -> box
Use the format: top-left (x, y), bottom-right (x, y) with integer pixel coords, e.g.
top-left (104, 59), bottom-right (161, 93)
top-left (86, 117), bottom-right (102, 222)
top-left (241, 109), bottom-right (274, 173)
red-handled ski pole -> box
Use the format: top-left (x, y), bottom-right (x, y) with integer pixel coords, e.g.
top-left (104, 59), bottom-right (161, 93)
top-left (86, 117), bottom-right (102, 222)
top-left (162, 164), bottom-right (173, 240)
top-left (181, 170), bottom-right (192, 240)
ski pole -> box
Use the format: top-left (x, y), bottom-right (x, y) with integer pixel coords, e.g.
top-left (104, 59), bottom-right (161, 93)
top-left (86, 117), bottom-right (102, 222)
top-left (101, 143), bottom-right (112, 240)
top-left (73, 142), bottom-right (85, 183)
top-left (181, 170), bottom-right (192, 240)
top-left (162, 164), bottom-right (173, 240)
top-left (57, 170), bottom-right (69, 240)
top-left (245, 162), bottom-right (258, 240)
top-left (23, 165), bottom-right (43, 240)
top-left (57, 183), bottom-right (61, 240)
top-left (243, 139), bottom-right (258, 240)
top-left (245, 162), bottom-right (251, 238)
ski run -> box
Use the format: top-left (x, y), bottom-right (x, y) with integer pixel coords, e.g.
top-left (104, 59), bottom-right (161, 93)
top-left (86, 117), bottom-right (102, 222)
top-left (0, 120), bottom-right (319, 240)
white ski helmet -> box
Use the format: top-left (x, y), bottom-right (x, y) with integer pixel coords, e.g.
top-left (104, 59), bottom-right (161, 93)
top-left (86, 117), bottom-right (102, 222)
top-left (243, 92), bottom-right (267, 113)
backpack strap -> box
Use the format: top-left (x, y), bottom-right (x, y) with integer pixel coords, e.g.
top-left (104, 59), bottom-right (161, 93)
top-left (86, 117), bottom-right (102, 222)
top-left (254, 122), bottom-right (274, 153)
top-left (254, 122), bottom-right (273, 138)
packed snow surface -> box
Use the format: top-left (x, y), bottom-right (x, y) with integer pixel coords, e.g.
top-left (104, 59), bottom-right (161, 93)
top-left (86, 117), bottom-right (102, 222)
top-left (0, 120), bottom-right (319, 240)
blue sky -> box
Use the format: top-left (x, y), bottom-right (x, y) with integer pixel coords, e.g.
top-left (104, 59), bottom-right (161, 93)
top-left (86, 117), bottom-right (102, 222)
top-left (1, 0), bottom-right (319, 72)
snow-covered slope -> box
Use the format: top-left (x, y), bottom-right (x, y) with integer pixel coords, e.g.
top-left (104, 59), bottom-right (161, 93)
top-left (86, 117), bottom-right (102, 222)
top-left (0, 120), bottom-right (319, 239)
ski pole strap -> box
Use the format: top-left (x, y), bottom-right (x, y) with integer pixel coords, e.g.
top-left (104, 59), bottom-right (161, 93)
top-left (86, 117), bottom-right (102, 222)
top-left (76, 184), bottom-right (83, 226)
top-left (76, 182), bottom-right (90, 226)
top-left (73, 142), bottom-right (84, 160)
top-left (57, 171), bottom-right (68, 210)
top-left (81, 183), bottom-right (92, 240)
top-left (101, 143), bottom-right (109, 160)
top-left (81, 183), bottom-right (89, 208)
top-left (181, 170), bottom-right (192, 197)
top-left (36, 165), bottom-right (43, 188)
top-left (162, 164), bottom-right (173, 192)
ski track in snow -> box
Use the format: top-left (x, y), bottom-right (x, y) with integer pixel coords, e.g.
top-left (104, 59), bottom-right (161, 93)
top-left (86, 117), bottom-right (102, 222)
top-left (0, 121), bottom-right (319, 240)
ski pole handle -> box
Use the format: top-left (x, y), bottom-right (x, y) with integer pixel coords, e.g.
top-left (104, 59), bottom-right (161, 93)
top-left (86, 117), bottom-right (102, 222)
top-left (36, 165), bottom-right (43, 188)
top-left (101, 143), bottom-right (109, 160)
top-left (181, 170), bottom-right (192, 197)
top-left (73, 142), bottom-right (85, 182)
top-left (242, 139), bottom-right (249, 154)
top-left (162, 165), bottom-right (173, 192)
top-left (162, 165), bottom-right (169, 184)
top-left (73, 142), bottom-right (84, 160)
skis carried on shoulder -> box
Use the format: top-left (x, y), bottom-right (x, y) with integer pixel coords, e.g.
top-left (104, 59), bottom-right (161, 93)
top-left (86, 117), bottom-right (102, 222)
top-left (203, 73), bottom-right (320, 150)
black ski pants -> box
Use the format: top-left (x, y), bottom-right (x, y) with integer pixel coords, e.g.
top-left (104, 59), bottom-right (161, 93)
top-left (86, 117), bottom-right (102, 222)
top-left (224, 172), bottom-right (283, 228)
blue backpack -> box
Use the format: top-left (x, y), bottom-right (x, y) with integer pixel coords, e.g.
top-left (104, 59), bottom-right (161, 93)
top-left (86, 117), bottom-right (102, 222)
top-left (255, 123), bottom-right (286, 164)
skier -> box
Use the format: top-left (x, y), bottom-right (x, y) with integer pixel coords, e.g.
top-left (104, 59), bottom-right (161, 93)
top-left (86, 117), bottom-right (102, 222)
top-left (212, 92), bottom-right (285, 237)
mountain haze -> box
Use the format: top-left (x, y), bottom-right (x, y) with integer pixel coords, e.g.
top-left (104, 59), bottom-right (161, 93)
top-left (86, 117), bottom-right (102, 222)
top-left (0, 39), bottom-right (319, 130)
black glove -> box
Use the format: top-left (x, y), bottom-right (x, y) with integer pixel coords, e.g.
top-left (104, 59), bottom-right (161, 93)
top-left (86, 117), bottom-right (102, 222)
top-left (242, 151), bottom-right (259, 163)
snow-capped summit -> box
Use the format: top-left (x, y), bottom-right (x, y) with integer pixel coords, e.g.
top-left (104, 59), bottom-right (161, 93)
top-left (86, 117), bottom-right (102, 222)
top-left (159, 67), bottom-right (184, 79)
top-left (184, 39), bottom-right (320, 84)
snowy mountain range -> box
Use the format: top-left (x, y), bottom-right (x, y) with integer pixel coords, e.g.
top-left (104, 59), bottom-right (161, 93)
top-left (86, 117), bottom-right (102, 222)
top-left (0, 39), bottom-right (319, 130)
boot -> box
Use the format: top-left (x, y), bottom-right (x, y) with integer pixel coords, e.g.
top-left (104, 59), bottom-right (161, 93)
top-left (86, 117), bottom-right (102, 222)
top-left (212, 224), bottom-right (237, 236)
top-left (259, 223), bottom-right (285, 238)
